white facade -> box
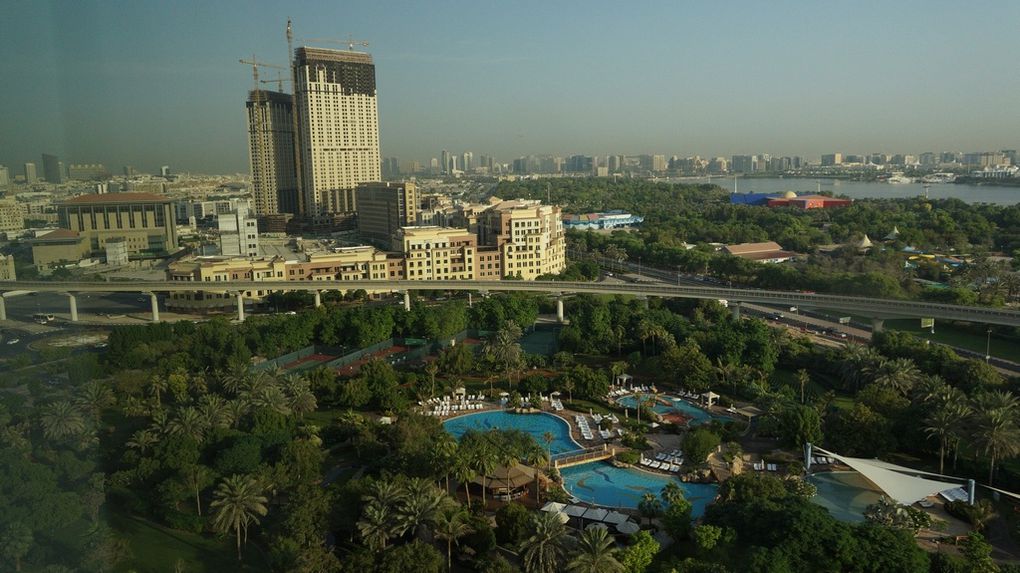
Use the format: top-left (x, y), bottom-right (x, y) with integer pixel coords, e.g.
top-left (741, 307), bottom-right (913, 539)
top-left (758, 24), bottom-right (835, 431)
top-left (294, 47), bottom-right (381, 215)
top-left (218, 206), bottom-right (260, 258)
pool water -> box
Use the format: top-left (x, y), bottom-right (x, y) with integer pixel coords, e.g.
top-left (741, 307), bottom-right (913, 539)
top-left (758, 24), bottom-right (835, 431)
top-left (561, 462), bottom-right (718, 515)
top-left (443, 411), bottom-right (582, 455)
top-left (617, 394), bottom-right (721, 425)
top-left (807, 471), bottom-right (884, 523)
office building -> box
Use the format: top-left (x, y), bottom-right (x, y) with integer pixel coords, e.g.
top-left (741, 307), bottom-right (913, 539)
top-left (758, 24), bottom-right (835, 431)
top-left (29, 229), bottom-right (90, 270)
top-left (24, 163), bottom-right (38, 184)
top-left (730, 155), bottom-right (755, 173)
top-left (462, 151), bottom-right (473, 172)
top-left (247, 89), bottom-right (299, 216)
top-left (820, 153), bottom-right (843, 166)
top-left (0, 199), bottom-right (27, 233)
top-left (651, 155), bottom-right (667, 172)
top-left (57, 193), bottom-right (177, 255)
top-left (399, 226), bottom-right (477, 281)
top-left (0, 166), bottom-right (9, 188)
top-left (42, 154), bottom-right (65, 184)
top-left (0, 254), bottom-right (16, 281)
top-left (356, 181), bottom-right (418, 249)
top-left (218, 205), bottom-right (259, 258)
top-left (69, 164), bottom-right (109, 181)
top-left (476, 199), bottom-right (565, 280)
top-left (294, 46), bottom-right (381, 215)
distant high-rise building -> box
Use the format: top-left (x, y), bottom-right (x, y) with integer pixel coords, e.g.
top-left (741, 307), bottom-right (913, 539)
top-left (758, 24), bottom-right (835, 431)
top-left (382, 157), bottom-right (400, 178)
top-left (123, 166), bottom-right (137, 177)
top-left (430, 157), bottom-right (440, 173)
top-left (42, 154), bottom-right (65, 184)
top-left (0, 166), bottom-right (9, 188)
top-left (651, 155), bottom-right (667, 172)
top-left (293, 47), bottom-right (381, 215)
top-left (246, 89), bottom-right (299, 216)
top-left (160, 165), bottom-right (171, 177)
top-left (730, 155), bottom-right (755, 173)
top-left (356, 181), bottom-right (418, 249)
top-left (24, 162), bottom-right (38, 184)
top-left (462, 151), bottom-right (473, 172)
top-left (820, 153), bottom-right (843, 166)
top-left (440, 150), bottom-right (450, 175)
top-left (68, 164), bottom-right (109, 181)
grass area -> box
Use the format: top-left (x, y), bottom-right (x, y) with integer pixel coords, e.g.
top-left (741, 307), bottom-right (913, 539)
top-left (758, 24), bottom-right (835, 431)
top-left (109, 509), bottom-right (269, 573)
top-left (882, 318), bottom-right (1020, 363)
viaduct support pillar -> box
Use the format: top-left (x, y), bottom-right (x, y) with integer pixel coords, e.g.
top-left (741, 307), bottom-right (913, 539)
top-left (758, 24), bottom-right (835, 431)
top-left (69, 293), bottom-right (78, 322)
top-left (150, 293), bottom-right (160, 323)
top-left (403, 291), bottom-right (411, 312)
top-left (468, 293), bottom-right (473, 308)
top-left (730, 302), bottom-right (742, 320)
top-left (236, 292), bottom-right (245, 323)
top-left (314, 290), bottom-right (322, 308)
top-left (0, 295), bottom-right (6, 321)
top-left (871, 318), bottom-right (885, 333)
top-left (556, 297), bottom-right (565, 323)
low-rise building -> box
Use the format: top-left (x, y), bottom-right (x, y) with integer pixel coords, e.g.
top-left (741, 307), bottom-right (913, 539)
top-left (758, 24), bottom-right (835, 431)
top-left (104, 238), bottom-right (130, 266)
top-left (561, 210), bottom-right (644, 230)
top-left (29, 229), bottom-right (91, 269)
top-left (166, 255), bottom-right (288, 310)
top-left (58, 193), bottom-right (178, 255)
top-left (399, 226), bottom-right (477, 280)
top-left (723, 241), bottom-right (797, 264)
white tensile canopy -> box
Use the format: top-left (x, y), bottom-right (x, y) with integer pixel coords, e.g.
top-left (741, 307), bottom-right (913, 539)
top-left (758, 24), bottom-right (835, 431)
top-left (616, 521), bottom-right (640, 535)
top-left (541, 502), bottom-right (567, 514)
top-left (563, 505), bottom-right (588, 517)
top-left (582, 507), bottom-right (609, 522)
top-left (813, 446), bottom-right (963, 505)
top-left (603, 511), bottom-right (630, 525)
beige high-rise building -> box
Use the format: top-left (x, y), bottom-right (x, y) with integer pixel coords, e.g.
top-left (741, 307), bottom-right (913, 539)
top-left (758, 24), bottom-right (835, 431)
top-left (356, 181), bottom-right (417, 249)
top-left (294, 47), bottom-right (381, 215)
top-left (0, 199), bottom-right (27, 234)
top-left (399, 226), bottom-right (477, 281)
top-left (247, 89), bottom-right (299, 215)
top-left (477, 199), bottom-right (566, 279)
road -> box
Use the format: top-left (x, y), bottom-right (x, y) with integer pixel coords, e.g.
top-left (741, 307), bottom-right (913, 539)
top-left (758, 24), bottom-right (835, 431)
top-left (600, 261), bottom-right (1020, 375)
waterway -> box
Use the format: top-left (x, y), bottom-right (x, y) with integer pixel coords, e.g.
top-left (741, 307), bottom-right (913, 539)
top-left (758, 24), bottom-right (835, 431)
top-left (679, 176), bottom-right (1019, 205)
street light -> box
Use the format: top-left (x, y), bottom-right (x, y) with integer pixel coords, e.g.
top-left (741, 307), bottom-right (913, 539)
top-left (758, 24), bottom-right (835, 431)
top-left (986, 327), bottom-right (992, 364)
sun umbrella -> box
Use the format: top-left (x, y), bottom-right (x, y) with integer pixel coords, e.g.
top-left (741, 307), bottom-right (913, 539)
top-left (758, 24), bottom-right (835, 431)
top-left (616, 521), bottom-right (640, 535)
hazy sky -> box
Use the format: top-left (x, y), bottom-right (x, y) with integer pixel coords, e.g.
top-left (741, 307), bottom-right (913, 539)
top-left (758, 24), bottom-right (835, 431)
top-left (2, 0), bottom-right (1018, 175)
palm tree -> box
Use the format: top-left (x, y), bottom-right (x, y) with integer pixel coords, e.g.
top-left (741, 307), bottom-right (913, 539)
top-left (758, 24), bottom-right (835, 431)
top-left (472, 445), bottom-right (499, 507)
top-left (181, 464), bottom-right (212, 516)
top-left (451, 453), bottom-right (477, 506)
top-left (924, 405), bottom-right (956, 474)
top-left (363, 480), bottom-right (407, 511)
top-left (75, 380), bottom-right (115, 420)
top-left (567, 527), bottom-right (624, 573)
top-left (838, 343), bottom-right (882, 391)
top-left (543, 431), bottom-right (555, 469)
top-left (485, 321), bottom-right (525, 388)
top-left (425, 361), bottom-right (440, 398)
top-left (168, 406), bottom-right (208, 442)
top-left (288, 389), bottom-right (317, 418)
top-left (637, 319), bottom-right (654, 356)
top-left (796, 369), bottom-right (810, 404)
top-left (562, 377), bottom-right (575, 403)
top-left (126, 428), bottom-right (158, 455)
top-left (0, 523), bottom-right (32, 572)
top-left (866, 357), bottom-right (921, 396)
top-left (149, 374), bottom-right (169, 408)
top-left (970, 406), bottom-right (1020, 485)
top-left (397, 478), bottom-right (449, 540)
top-left (638, 493), bottom-right (662, 526)
top-left (221, 367), bottom-right (251, 396)
top-left (198, 395), bottom-right (231, 430)
top-left (520, 511), bottom-right (567, 573)
top-left (433, 505), bottom-right (473, 571)
top-left (248, 384), bottom-right (292, 415)
top-left (209, 474), bottom-right (268, 560)
top-left (358, 500), bottom-right (398, 552)
top-left (715, 358), bottom-right (740, 396)
top-left (225, 399), bottom-right (249, 429)
top-left (39, 400), bottom-right (86, 441)
top-left (431, 433), bottom-right (458, 492)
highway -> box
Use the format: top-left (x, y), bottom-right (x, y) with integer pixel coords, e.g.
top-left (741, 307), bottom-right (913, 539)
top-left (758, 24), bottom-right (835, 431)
top-left (3, 278), bottom-right (1020, 327)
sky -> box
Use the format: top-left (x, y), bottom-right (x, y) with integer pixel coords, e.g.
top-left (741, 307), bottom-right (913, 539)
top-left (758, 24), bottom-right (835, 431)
top-left (1, 0), bottom-right (1019, 175)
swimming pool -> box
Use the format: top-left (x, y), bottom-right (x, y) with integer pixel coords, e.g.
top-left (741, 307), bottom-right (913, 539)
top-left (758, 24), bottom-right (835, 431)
top-left (617, 394), bottom-right (722, 425)
top-left (443, 411), bottom-right (582, 455)
top-left (561, 462), bottom-right (718, 515)
top-left (807, 471), bottom-right (884, 522)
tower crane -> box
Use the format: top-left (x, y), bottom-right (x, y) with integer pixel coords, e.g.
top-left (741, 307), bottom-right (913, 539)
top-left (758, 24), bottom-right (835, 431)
top-left (239, 55), bottom-right (286, 94)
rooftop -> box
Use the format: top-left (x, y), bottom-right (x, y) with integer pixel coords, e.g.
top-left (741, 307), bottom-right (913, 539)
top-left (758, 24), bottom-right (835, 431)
top-left (62, 193), bottom-right (169, 205)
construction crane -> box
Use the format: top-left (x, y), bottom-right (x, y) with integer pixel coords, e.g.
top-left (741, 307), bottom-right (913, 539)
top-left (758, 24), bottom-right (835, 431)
top-left (260, 72), bottom-right (291, 92)
top-left (303, 34), bottom-right (369, 51)
top-left (287, 18), bottom-right (305, 216)
top-left (239, 55), bottom-right (286, 94)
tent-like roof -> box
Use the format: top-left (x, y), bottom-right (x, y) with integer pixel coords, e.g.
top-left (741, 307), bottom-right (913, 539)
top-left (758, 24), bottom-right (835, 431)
top-left (582, 507), bottom-right (609, 521)
top-left (603, 511), bottom-right (630, 525)
top-left (813, 446), bottom-right (962, 505)
top-left (472, 463), bottom-right (540, 491)
top-left (540, 502), bottom-right (566, 514)
top-left (616, 521), bottom-right (640, 535)
top-left (563, 505), bottom-right (588, 517)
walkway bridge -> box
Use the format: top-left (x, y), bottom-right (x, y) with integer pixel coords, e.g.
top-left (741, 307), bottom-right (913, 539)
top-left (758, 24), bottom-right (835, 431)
top-left (552, 444), bottom-right (615, 469)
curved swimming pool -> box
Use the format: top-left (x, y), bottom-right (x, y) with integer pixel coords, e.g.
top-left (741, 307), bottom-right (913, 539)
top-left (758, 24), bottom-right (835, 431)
top-left (561, 462), bottom-right (718, 515)
top-left (807, 471), bottom-right (884, 522)
top-left (617, 394), bottom-right (723, 425)
top-left (443, 410), bottom-right (582, 455)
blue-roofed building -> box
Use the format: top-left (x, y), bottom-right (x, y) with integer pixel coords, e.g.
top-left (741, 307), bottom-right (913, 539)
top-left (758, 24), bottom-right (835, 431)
top-left (562, 210), bottom-right (644, 230)
top-left (729, 192), bottom-right (780, 206)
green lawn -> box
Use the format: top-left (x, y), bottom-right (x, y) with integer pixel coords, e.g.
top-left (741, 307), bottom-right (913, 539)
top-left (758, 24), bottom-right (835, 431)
top-left (110, 509), bottom-right (269, 573)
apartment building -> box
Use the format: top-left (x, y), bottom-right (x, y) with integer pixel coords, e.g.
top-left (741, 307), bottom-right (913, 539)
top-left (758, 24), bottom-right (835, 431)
top-left (476, 199), bottom-right (565, 279)
top-left (399, 226), bottom-right (477, 281)
top-left (166, 255), bottom-right (288, 310)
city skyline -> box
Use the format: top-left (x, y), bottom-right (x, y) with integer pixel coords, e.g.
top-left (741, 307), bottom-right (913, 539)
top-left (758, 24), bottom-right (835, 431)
top-left (2, 1), bottom-right (1020, 174)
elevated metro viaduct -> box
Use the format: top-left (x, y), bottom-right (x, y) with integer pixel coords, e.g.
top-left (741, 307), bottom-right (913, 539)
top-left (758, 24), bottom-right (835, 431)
top-left (1, 280), bottom-right (1019, 329)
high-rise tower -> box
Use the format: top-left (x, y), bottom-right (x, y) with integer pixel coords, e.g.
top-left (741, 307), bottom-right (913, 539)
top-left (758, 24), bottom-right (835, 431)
top-left (293, 46), bottom-right (380, 215)
top-left (246, 89), bottom-right (299, 215)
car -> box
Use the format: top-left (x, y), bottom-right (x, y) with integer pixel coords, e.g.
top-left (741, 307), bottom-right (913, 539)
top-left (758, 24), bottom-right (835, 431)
top-left (6, 338), bottom-right (20, 345)
top-left (285, 311), bottom-right (297, 315)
